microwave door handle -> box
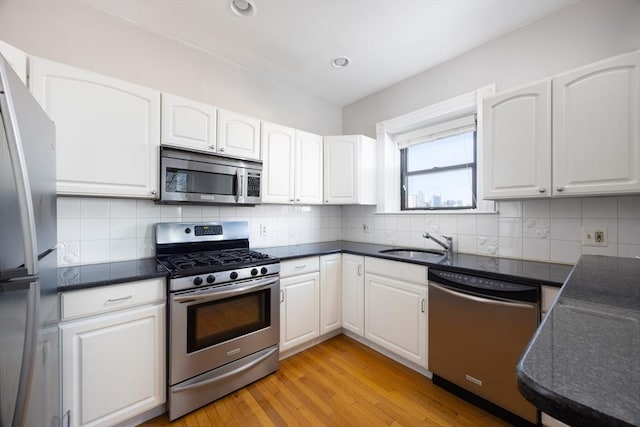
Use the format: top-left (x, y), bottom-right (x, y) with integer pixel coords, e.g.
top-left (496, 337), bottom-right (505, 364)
top-left (236, 169), bottom-right (243, 203)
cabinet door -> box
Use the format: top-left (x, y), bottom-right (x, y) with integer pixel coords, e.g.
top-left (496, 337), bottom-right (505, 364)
top-left (295, 130), bottom-right (324, 204)
top-left (217, 108), bottom-right (261, 160)
top-left (365, 273), bottom-right (427, 368)
top-left (483, 81), bottom-right (552, 199)
top-left (261, 122), bottom-right (295, 203)
top-left (61, 304), bottom-right (165, 427)
top-left (324, 136), bottom-right (358, 204)
top-left (29, 57), bottom-right (160, 198)
top-left (553, 50), bottom-right (640, 196)
top-left (341, 254), bottom-right (364, 337)
top-left (0, 40), bottom-right (27, 85)
top-left (280, 272), bottom-right (319, 352)
top-left (319, 254), bottom-right (341, 335)
top-left (161, 93), bottom-right (217, 152)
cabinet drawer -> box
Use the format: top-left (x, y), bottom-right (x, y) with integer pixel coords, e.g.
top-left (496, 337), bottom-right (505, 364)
top-left (365, 257), bottom-right (427, 285)
top-left (62, 278), bottom-right (165, 320)
top-left (280, 257), bottom-right (320, 278)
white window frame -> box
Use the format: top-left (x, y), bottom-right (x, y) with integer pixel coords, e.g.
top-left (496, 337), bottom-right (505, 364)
top-left (375, 85), bottom-right (496, 213)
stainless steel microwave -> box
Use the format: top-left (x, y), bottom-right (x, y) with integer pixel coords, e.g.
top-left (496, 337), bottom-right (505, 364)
top-left (160, 146), bottom-right (262, 205)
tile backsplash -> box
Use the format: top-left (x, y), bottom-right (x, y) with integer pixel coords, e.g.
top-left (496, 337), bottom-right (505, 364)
top-left (57, 195), bottom-right (640, 266)
top-left (341, 196), bottom-right (640, 264)
top-left (56, 197), bottom-right (341, 266)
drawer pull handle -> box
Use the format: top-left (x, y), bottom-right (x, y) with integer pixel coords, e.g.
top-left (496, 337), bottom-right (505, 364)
top-left (357, 265), bottom-right (362, 276)
top-left (106, 295), bottom-right (133, 304)
top-left (294, 265), bottom-right (307, 269)
top-left (280, 289), bottom-right (285, 303)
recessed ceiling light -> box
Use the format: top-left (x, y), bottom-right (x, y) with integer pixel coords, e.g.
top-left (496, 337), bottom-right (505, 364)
top-left (229, 0), bottom-right (257, 18)
top-left (331, 57), bottom-right (351, 69)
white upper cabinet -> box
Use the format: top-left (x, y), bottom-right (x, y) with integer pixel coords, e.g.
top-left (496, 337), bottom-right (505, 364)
top-left (216, 108), bottom-right (261, 160)
top-left (483, 49), bottom-right (640, 199)
top-left (161, 93), bottom-right (217, 153)
top-left (483, 81), bottom-right (551, 199)
top-left (29, 57), bottom-right (160, 198)
top-left (0, 40), bottom-right (27, 85)
top-left (323, 135), bottom-right (376, 205)
top-left (295, 130), bottom-right (324, 204)
top-left (553, 49), bottom-right (640, 196)
top-left (261, 123), bottom-right (323, 204)
top-left (261, 122), bottom-right (296, 203)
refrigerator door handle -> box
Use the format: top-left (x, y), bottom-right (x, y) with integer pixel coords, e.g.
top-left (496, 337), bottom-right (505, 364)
top-left (11, 280), bottom-right (40, 427)
top-left (0, 89), bottom-right (39, 275)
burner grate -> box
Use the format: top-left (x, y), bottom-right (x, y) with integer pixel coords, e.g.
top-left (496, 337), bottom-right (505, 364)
top-left (163, 249), bottom-right (272, 272)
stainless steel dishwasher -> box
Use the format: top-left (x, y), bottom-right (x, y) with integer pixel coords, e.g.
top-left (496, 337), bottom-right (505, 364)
top-left (428, 268), bottom-right (539, 426)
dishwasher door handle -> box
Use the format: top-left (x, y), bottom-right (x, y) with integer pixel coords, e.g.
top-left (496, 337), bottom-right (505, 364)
top-left (428, 282), bottom-right (536, 310)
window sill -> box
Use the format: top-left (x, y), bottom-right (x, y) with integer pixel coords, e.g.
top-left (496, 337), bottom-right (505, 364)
top-left (374, 209), bottom-right (498, 215)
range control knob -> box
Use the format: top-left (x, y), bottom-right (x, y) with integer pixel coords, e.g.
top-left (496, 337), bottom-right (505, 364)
top-left (251, 268), bottom-right (258, 276)
top-left (230, 271), bottom-right (238, 280)
top-left (193, 277), bottom-right (203, 286)
top-left (185, 227), bottom-right (191, 234)
top-left (206, 275), bottom-right (215, 284)
top-left (260, 267), bottom-right (268, 275)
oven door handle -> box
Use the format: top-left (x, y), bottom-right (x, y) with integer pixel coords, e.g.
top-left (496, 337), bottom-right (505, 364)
top-left (172, 346), bottom-right (278, 393)
top-left (172, 278), bottom-right (278, 303)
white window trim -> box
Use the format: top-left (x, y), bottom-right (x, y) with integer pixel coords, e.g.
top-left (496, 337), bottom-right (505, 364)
top-left (375, 84), bottom-right (496, 214)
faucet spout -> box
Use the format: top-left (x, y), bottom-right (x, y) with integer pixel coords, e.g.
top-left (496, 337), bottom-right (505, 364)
top-left (423, 232), bottom-right (453, 252)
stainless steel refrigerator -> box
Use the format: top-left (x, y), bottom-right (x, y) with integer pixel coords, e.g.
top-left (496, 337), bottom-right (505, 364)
top-left (0, 53), bottom-right (59, 427)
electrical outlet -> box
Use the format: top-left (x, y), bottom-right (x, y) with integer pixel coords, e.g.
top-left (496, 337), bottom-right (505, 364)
top-left (260, 224), bottom-right (268, 236)
top-left (363, 223), bottom-right (370, 233)
top-left (581, 227), bottom-right (607, 246)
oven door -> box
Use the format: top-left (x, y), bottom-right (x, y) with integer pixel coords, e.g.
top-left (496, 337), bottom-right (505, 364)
top-left (169, 276), bottom-right (280, 385)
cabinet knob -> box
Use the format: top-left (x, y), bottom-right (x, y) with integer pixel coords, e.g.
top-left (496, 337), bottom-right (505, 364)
top-left (538, 188), bottom-right (546, 193)
top-left (556, 187), bottom-right (564, 192)
top-left (296, 198), bottom-right (300, 202)
top-left (219, 147), bottom-right (225, 152)
top-left (289, 199), bottom-right (294, 202)
top-left (151, 190), bottom-right (158, 196)
top-left (209, 145), bottom-right (216, 151)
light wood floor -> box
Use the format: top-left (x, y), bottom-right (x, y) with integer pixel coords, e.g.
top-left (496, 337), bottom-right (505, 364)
top-left (142, 335), bottom-right (511, 426)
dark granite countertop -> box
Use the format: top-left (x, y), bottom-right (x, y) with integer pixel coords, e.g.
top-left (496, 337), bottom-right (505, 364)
top-left (56, 258), bottom-right (169, 292)
top-left (256, 241), bottom-right (573, 287)
top-left (517, 255), bottom-right (640, 427)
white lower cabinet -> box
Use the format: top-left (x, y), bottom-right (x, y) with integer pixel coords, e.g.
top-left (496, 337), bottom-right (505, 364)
top-left (60, 279), bottom-right (165, 427)
top-left (279, 258), bottom-right (320, 353)
top-left (364, 257), bottom-right (428, 368)
top-left (341, 253), bottom-right (365, 337)
top-left (319, 254), bottom-right (342, 335)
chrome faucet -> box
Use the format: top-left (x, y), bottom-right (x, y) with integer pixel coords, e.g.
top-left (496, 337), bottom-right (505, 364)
top-left (423, 232), bottom-right (453, 253)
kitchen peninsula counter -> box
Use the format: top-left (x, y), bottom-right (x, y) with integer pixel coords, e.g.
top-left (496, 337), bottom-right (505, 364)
top-left (517, 255), bottom-right (640, 427)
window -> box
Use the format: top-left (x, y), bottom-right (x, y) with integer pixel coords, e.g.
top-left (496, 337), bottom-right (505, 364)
top-left (400, 118), bottom-right (477, 210)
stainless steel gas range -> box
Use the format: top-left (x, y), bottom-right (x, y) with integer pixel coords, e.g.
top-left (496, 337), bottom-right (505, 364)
top-left (156, 221), bottom-right (280, 421)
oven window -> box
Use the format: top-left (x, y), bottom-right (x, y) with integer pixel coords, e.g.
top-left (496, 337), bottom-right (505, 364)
top-left (186, 289), bottom-right (270, 353)
top-left (166, 168), bottom-right (236, 195)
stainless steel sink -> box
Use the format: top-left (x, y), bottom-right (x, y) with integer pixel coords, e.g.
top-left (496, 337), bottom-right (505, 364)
top-left (378, 248), bottom-right (447, 259)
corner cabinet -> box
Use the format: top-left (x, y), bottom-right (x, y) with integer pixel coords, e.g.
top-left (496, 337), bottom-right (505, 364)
top-left (364, 257), bottom-right (428, 368)
top-left (483, 49), bottom-right (640, 199)
top-left (261, 121), bottom-right (323, 204)
top-left (323, 135), bottom-right (376, 205)
top-left (161, 93), bottom-right (217, 153)
top-left (29, 57), bottom-right (161, 199)
top-left (341, 253), bottom-right (365, 337)
top-left (216, 108), bottom-right (261, 160)
top-left (553, 49), bottom-right (640, 196)
top-left (60, 279), bottom-right (165, 427)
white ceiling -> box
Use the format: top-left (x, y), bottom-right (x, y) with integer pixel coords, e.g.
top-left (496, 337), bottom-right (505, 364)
top-left (79, 0), bottom-right (577, 106)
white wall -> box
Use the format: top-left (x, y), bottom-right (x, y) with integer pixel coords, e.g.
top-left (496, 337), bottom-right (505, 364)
top-left (0, 0), bottom-right (342, 135)
top-left (343, 0), bottom-right (640, 137)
